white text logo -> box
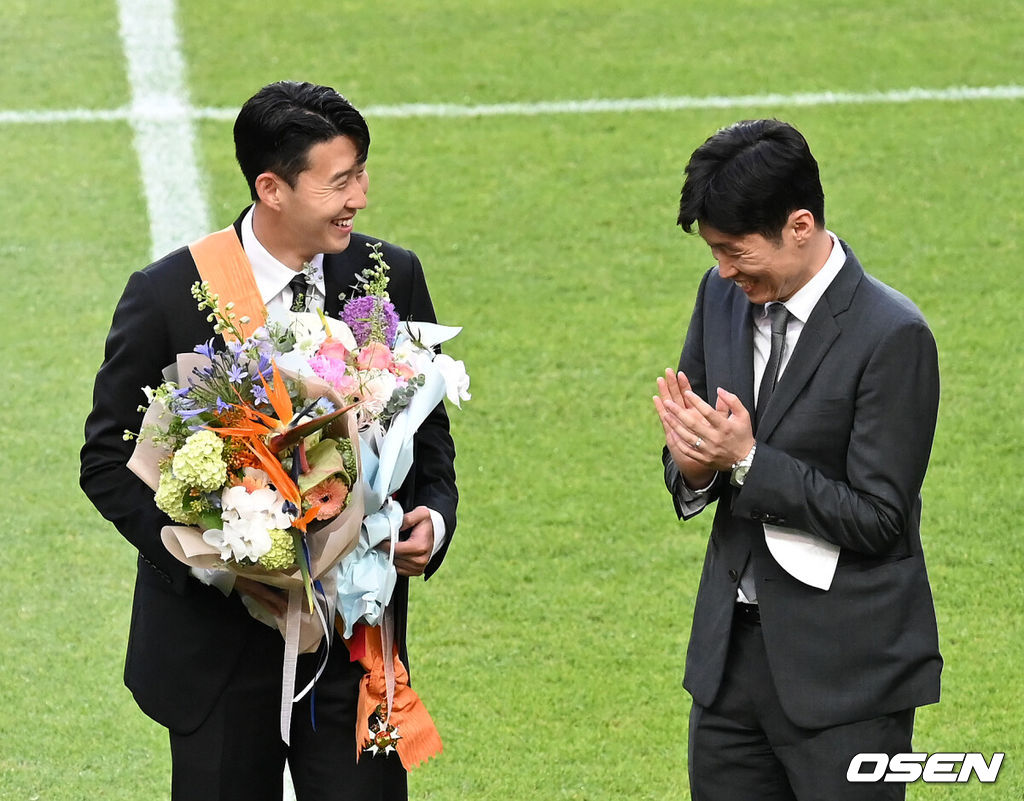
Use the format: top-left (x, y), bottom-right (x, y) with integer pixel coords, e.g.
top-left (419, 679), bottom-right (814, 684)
top-left (847, 753), bottom-right (1004, 783)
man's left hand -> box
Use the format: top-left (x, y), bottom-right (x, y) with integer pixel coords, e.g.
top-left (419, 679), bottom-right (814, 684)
top-left (377, 505), bottom-right (435, 577)
top-left (669, 387), bottom-right (756, 471)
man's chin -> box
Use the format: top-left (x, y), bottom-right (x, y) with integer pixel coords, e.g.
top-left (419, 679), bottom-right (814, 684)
top-left (324, 231), bottom-right (353, 254)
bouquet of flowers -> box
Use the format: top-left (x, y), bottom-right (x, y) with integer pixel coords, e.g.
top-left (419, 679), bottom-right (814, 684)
top-left (127, 281), bottom-right (366, 646)
top-left (127, 241), bottom-right (470, 761)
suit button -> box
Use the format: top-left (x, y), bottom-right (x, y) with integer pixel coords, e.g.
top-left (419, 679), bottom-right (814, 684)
top-left (728, 569), bottom-right (739, 581)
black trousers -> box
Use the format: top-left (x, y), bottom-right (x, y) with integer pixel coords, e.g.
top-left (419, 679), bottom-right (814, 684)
top-left (688, 607), bottom-right (914, 801)
top-left (169, 621), bottom-right (406, 801)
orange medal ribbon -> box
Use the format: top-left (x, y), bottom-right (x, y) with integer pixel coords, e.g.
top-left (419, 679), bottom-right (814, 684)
top-left (342, 621), bottom-right (443, 769)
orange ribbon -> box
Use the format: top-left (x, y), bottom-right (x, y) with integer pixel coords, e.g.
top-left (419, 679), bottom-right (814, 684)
top-left (342, 621), bottom-right (443, 769)
top-left (188, 225), bottom-right (267, 342)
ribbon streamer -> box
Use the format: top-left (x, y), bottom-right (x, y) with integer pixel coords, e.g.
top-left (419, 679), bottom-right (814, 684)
top-left (344, 614), bottom-right (443, 769)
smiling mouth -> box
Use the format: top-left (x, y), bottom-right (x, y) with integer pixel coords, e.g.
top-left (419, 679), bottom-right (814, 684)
top-left (333, 217), bottom-right (354, 230)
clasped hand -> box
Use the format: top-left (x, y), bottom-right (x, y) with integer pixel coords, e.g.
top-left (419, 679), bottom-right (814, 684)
top-left (653, 369), bottom-right (755, 488)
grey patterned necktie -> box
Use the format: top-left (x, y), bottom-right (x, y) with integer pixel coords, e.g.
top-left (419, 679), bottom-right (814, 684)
top-left (754, 303), bottom-right (791, 431)
top-left (741, 302), bottom-right (791, 603)
top-left (288, 270), bottom-right (310, 313)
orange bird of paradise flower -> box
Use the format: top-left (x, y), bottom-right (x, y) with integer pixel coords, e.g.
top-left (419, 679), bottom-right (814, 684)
top-left (207, 361), bottom-right (352, 533)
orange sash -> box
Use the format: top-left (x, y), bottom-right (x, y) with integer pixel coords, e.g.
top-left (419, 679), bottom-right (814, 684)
top-left (343, 622), bottom-right (443, 769)
top-left (188, 226), bottom-right (267, 342)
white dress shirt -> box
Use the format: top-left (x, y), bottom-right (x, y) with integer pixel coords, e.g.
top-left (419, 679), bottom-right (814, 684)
top-left (752, 232), bottom-right (846, 402)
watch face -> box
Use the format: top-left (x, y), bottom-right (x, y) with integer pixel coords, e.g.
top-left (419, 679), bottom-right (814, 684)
top-left (732, 465), bottom-right (749, 486)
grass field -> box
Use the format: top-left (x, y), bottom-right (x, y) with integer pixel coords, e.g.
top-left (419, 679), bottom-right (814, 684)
top-left (1, 1), bottom-right (1022, 799)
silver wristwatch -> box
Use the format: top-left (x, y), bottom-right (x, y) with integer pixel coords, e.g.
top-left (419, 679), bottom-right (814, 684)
top-left (730, 443), bottom-right (757, 487)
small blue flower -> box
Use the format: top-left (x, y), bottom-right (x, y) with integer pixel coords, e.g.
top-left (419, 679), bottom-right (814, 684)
top-left (227, 363), bottom-right (247, 384)
top-left (194, 338), bottom-right (216, 359)
top-left (253, 384), bottom-right (269, 405)
top-left (215, 396), bottom-right (232, 414)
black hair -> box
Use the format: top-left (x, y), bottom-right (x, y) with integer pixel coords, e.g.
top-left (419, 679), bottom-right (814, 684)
top-left (234, 81), bottom-right (371, 201)
top-left (677, 119), bottom-right (824, 241)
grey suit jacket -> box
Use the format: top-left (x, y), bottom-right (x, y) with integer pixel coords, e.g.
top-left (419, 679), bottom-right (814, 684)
top-left (666, 240), bottom-right (941, 728)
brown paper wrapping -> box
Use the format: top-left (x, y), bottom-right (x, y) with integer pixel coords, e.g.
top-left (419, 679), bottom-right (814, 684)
top-left (128, 353), bottom-right (364, 653)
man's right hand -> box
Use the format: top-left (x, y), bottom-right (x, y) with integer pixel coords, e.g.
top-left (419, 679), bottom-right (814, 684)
top-left (234, 577), bottom-right (288, 619)
top-left (654, 369), bottom-right (717, 489)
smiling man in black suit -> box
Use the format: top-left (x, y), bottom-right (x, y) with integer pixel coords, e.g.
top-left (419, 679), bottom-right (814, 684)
top-left (81, 81), bottom-right (458, 801)
top-left (654, 119), bottom-right (941, 801)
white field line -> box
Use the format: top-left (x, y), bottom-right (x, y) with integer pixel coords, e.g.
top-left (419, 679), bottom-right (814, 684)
top-left (114, 1), bottom-right (296, 799)
top-left (116, 0), bottom-right (210, 260)
top-left (2, 84), bottom-right (1023, 127)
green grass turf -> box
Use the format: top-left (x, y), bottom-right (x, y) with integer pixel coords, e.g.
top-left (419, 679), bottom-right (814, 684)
top-left (1, 1), bottom-right (1022, 798)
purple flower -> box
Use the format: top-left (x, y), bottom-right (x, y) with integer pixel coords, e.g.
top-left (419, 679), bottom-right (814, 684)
top-left (194, 339), bottom-right (216, 359)
top-left (227, 363), bottom-right (247, 384)
top-left (380, 300), bottom-right (399, 346)
top-left (342, 295), bottom-right (399, 346)
top-left (342, 296), bottom-right (377, 346)
top-left (252, 384), bottom-right (269, 406)
top-left (215, 397), bottom-right (232, 414)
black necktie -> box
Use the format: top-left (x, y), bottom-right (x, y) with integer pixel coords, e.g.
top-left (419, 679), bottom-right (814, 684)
top-left (288, 272), bottom-right (309, 313)
top-left (754, 303), bottom-right (791, 430)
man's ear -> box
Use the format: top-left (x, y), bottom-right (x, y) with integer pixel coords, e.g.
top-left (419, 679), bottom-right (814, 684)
top-left (254, 172), bottom-right (285, 209)
top-left (787, 208), bottom-right (817, 244)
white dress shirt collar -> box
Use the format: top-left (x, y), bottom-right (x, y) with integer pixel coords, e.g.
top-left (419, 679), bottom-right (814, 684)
top-left (240, 206), bottom-right (326, 306)
top-left (777, 231), bottom-right (846, 324)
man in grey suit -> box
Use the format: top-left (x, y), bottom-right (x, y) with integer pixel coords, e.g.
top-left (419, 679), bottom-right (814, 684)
top-left (653, 119), bottom-right (941, 800)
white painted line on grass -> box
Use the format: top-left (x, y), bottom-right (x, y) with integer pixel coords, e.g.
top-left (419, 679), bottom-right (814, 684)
top-left (2, 84), bottom-right (1022, 127)
top-left (114, 2), bottom-right (297, 799)
top-left (116, 0), bottom-right (210, 260)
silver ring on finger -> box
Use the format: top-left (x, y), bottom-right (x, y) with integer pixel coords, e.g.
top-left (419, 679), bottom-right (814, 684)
top-left (693, 436), bottom-right (703, 449)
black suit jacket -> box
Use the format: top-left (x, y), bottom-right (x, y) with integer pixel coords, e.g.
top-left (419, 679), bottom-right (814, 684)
top-left (81, 213), bottom-right (458, 734)
top-left (666, 241), bottom-right (941, 729)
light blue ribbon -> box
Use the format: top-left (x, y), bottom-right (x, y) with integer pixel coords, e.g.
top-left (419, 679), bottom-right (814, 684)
top-left (335, 353), bottom-right (446, 638)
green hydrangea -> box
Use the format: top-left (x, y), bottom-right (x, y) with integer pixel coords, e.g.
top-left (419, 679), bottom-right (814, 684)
top-left (154, 463), bottom-right (200, 524)
top-left (258, 529), bottom-right (296, 571)
top-left (172, 429), bottom-right (227, 492)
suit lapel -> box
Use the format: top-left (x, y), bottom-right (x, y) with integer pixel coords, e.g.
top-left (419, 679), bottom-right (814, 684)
top-left (755, 243), bottom-right (864, 439)
top-left (323, 240), bottom-right (368, 318)
top-left (728, 291), bottom-right (756, 415)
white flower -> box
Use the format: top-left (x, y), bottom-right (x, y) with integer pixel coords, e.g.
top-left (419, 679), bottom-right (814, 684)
top-left (288, 312), bottom-right (329, 356)
top-left (391, 339), bottom-right (433, 375)
top-left (221, 484), bottom-right (289, 524)
top-left (358, 369), bottom-right (399, 419)
top-left (204, 484), bottom-right (292, 562)
top-left (286, 311), bottom-right (357, 357)
top-left (203, 518), bottom-right (273, 563)
top-left (433, 354), bottom-right (472, 407)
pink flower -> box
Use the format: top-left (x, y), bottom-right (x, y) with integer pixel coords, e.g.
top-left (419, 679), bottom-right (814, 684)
top-left (392, 361), bottom-right (417, 381)
top-left (303, 476), bottom-right (350, 520)
top-left (317, 337), bottom-right (350, 362)
top-left (309, 356), bottom-right (358, 398)
top-left (356, 341), bottom-right (394, 371)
